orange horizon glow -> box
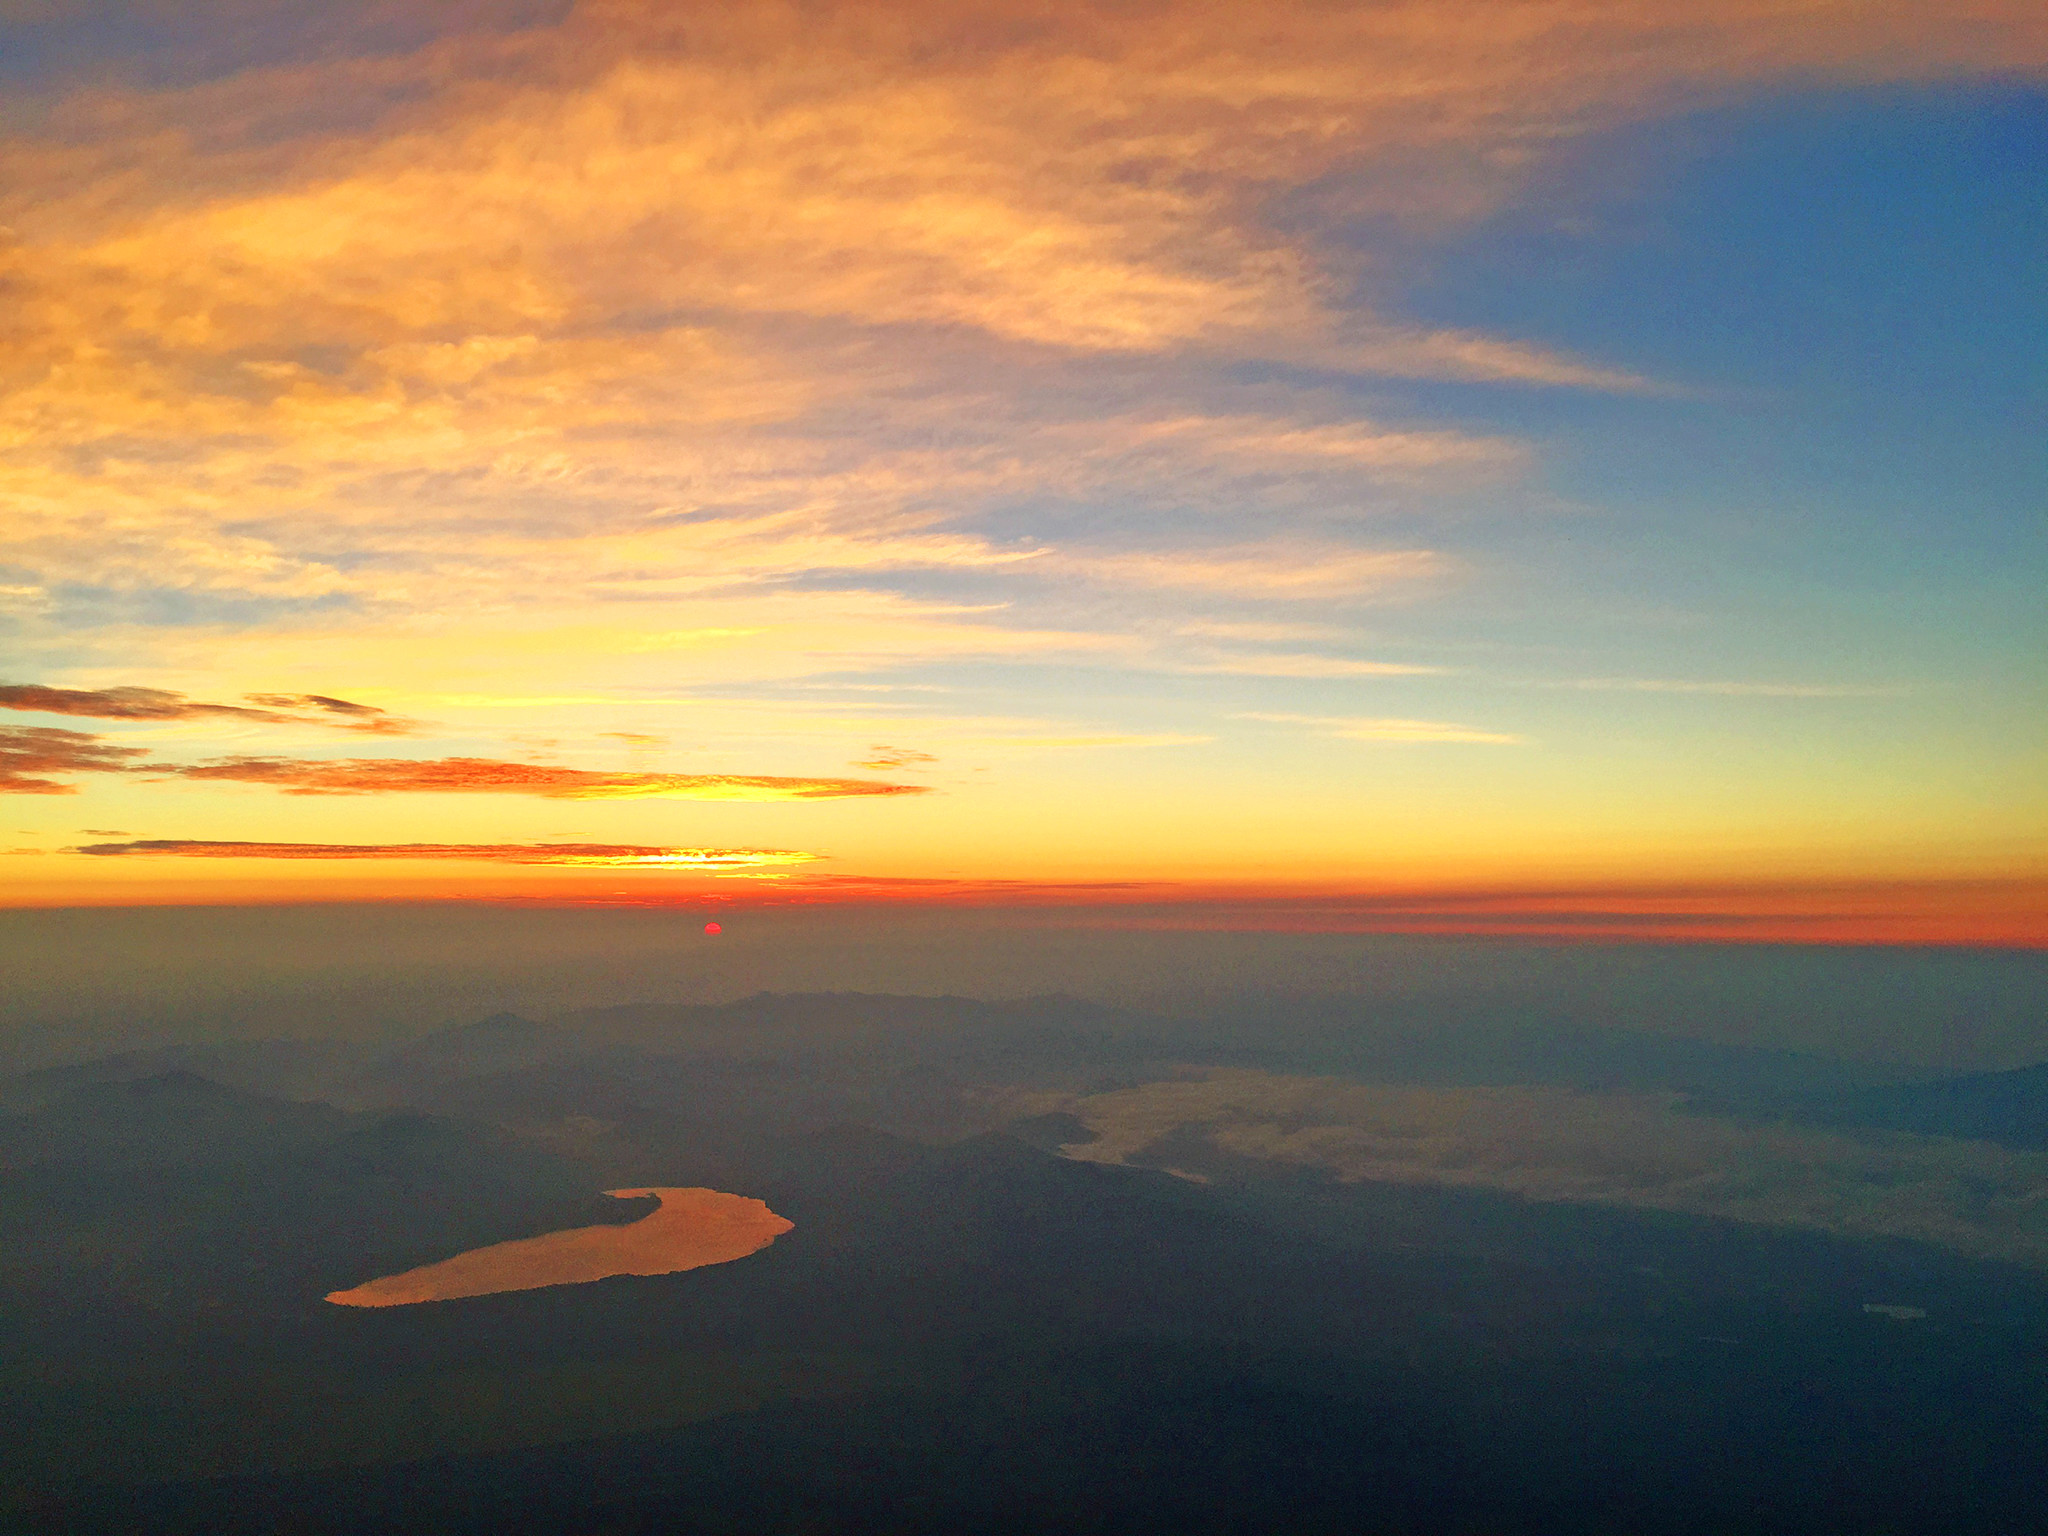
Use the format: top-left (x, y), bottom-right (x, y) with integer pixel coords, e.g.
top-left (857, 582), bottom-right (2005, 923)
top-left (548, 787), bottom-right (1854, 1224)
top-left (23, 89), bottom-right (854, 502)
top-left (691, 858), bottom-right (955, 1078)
top-left (2, 864), bottom-right (2040, 950)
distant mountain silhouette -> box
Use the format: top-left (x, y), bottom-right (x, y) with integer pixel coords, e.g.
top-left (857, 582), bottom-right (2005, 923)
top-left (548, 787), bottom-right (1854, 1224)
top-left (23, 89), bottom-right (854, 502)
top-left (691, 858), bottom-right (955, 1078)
top-left (0, 1072), bottom-right (644, 1320)
top-left (553, 991), bottom-right (1167, 1068)
top-left (0, 1071), bottom-right (352, 1170)
top-left (337, 994), bottom-right (1187, 1144)
top-left (1727, 1060), bottom-right (2048, 1148)
top-left (346, 1013), bottom-right (575, 1104)
top-left (0, 1040), bottom-right (368, 1115)
top-left (1192, 995), bottom-right (1903, 1094)
top-left (536, 991), bottom-right (1888, 1098)
top-left (8, 996), bottom-right (1896, 1129)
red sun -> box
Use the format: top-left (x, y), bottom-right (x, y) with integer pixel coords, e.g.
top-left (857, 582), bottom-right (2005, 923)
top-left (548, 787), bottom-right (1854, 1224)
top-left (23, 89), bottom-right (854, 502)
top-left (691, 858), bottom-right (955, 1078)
top-left (703, 922), bottom-right (722, 935)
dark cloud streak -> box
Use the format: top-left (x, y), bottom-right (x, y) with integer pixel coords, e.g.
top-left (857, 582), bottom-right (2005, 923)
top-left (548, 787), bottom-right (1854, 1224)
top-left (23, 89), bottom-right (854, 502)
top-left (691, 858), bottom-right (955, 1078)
top-left (0, 722), bottom-right (929, 800)
top-left (0, 684), bottom-right (415, 734)
top-left (0, 727), bottom-right (147, 794)
top-left (157, 756), bottom-right (931, 799)
top-left (66, 839), bottom-right (814, 867)
top-left (853, 745), bottom-right (939, 770)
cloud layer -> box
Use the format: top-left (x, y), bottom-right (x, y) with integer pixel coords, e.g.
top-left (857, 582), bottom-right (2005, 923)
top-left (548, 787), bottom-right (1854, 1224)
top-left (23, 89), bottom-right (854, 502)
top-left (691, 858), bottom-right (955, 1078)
top-left (1240, 712), bottom-right (1523, 743)
top-left (0, 705), bottom-right (932, 800)
top-left (1034, 1070), bottom-right (2048, 1267)
top-left (157, 756), bottom-right (931, 799)
top-left (0, 684), bottom-right (413, 734)
top-left (0, 726), bottom-right (148, 794)
top-left (5, 0), bottom-right (2038, 618)
top-left (69, 839), bottom-right (817, 868)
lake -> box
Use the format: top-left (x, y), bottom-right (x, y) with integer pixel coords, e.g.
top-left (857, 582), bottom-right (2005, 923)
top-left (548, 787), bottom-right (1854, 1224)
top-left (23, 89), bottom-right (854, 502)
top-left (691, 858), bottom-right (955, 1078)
top-left (326, 1187), bottom-right (792, 1306)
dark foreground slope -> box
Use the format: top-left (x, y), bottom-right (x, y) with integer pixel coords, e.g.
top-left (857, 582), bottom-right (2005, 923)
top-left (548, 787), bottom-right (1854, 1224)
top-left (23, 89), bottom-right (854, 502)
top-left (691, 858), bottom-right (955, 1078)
top-left (0, 1073), bottom-right (640, 1314)
top-left (42, 1333), bottom-right (2048, 1536)
top-left (17, 1111), bottom-right (2048, 1536)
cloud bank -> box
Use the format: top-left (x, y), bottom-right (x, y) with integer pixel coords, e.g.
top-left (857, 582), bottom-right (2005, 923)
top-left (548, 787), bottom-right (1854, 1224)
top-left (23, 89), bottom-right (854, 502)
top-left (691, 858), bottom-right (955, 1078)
top-left (0, 722), bottom-right (933, 801)
top-left (0, 684), bottom-right (415, 735)
top-left (157, 756), bottom-right (932, 799)
top-left (69, 839), bottom-right (817, 868)
top-left (1240, 713), bottom-right (1523, 743)
top-left (1034, 1070), bottom-right (2048, 1267)
top-left (6, 0), bottom-right (2037, 618)
top-left (0, 726), bottom-right (148, 794)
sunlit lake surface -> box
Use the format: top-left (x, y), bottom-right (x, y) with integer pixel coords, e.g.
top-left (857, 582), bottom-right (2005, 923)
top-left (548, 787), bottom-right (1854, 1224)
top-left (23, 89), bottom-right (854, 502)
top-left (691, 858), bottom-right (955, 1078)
top-left (326, 1188), bottom-right (793, 1307)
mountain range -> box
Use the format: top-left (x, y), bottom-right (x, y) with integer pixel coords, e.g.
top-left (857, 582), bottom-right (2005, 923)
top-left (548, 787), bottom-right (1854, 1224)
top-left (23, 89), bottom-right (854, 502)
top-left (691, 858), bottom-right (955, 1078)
top-left (5, 993), bottom-right (2046, 1533)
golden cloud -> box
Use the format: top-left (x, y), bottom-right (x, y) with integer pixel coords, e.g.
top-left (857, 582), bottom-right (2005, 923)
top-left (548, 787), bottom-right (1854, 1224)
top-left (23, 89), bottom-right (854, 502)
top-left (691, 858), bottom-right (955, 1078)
top-left (156, 755), bottom-right (932, 798)
top-left (1238, 712), bottom-right (1523, 743)
top-left (1562, 678), bottom-right (1898, 698)
top-left (1191, 657), bottom-right (1442, 679)
top-left (0, 683), bottom-right (414, 734)
top-left (853, 745), bottom-right (939, 770)
top-left (1080, 547), bottom-right (1447, 598)
top-left (0, 726), bottom-right (147, 794)
top-left (68, 839), bottom-right (818, 868)
top-left (5, 0), bottom-right (2033, 623)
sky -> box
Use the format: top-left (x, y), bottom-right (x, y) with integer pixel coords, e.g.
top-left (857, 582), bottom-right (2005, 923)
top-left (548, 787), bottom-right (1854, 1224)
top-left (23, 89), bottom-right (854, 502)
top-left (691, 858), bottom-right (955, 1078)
top-left (0, 0), bottom-right (2042, 945)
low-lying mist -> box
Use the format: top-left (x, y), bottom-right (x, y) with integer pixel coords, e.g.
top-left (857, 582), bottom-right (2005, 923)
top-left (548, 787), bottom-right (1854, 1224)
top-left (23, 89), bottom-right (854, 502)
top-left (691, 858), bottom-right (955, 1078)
top-left (3, 902), bottom-right (2042, 1076)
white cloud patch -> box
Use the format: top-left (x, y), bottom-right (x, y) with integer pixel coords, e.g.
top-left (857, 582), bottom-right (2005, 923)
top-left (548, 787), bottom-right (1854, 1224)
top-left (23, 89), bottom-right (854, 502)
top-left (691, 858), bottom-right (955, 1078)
top-left (1023, 1071), bottom-right (2048, 1268)
top-left (1075, 547), bottom-right (1446, 599)
top-left (1192, 658), bottom-right (1443, 680)
top-left (1240, 712), bottom-right (1522, 743)
top-left (1560, 679), bottom-right (1900, 698)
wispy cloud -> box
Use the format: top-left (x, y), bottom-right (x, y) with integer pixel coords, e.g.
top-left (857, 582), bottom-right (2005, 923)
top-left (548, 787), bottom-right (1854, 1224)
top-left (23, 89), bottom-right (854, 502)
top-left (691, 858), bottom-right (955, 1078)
top-left (0, 0), bottom-right (2035, 631)
top-left (2, 0), bottom-right (2028, 626)
top-left (852, 745), bottom-right (939, 770)
top-left (0, 684), bottom-right (415, 734)
top-left (1174, 622), bottom-right (1347, 643)
top-left (1239, 713), bottom-right (1523, 744)
top-left (960, 733), bottom-right (1212, 750)
top-left (0, 727), bottom-right (147, 794)
top-left (0, 0), bottom-right (1731, 620)
top-left (1064, 413), bottom-right (1526, 479)
top-left (1077, 547), bottom-right (1445, 598)
top-left (154, 756), bottom-right (932, 799)
top-left (1559, 679), bottom-right (1899, 698)
top-left (67, 839), bottom-right (817, 868)
top-left (1, 727), bottom-right (937, 799)
top-left (1190, 656), bottom-right (1441, 679)
top-left (242, 692), bottom-right (417, 731)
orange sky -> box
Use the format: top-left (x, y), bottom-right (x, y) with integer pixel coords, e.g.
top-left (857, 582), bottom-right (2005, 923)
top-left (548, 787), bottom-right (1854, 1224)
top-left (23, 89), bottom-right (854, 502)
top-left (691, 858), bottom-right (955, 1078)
top-left (1, 0), bottom-right (2042, 944)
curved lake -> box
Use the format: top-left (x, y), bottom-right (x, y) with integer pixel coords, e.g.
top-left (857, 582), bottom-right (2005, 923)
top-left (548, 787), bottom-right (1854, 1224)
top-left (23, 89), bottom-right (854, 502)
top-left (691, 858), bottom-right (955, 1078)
top-left (325, 1187), bottom-right (793, 1307)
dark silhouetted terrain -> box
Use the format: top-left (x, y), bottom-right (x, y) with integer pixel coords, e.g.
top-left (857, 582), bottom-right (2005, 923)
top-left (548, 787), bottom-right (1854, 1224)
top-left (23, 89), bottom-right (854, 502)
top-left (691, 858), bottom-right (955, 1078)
top-left (4, 994), bottom-right (2045, 1534)
top-left (1712, 1061), bottom-right (2048, 1149)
